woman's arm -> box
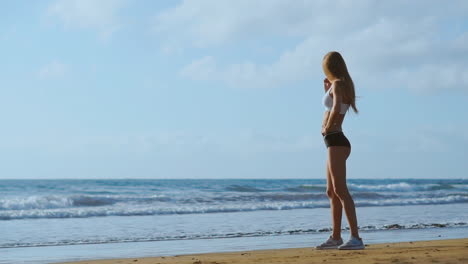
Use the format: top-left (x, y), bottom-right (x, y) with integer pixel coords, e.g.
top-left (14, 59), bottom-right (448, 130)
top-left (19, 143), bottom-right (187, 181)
top-left (324, 80), bottom-right (344, 132)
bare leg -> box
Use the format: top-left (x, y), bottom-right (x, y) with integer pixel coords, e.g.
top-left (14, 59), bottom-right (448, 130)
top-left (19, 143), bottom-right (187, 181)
top-left (326, 158), bottom-right (342, 240)
top-left (328, 146), bottom-right (360, 238)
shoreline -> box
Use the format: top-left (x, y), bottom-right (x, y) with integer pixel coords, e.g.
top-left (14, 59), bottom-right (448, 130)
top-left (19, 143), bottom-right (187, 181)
top-left (55, 238), bottom-right (468, 264)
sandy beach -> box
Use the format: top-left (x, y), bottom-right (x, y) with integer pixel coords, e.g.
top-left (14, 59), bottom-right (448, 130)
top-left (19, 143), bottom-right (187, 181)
top-left (56, 238), bottom-right (468, 264)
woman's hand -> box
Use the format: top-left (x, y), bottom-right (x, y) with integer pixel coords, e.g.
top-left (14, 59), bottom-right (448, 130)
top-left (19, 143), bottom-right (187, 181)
top-left (321, 126), bottom-right (328, 136)
top-left (324, 78), bottom-right (331, 92)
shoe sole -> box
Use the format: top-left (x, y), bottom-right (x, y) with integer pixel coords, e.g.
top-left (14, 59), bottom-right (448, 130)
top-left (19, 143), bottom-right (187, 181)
top-left (338, 246), bottom-right (365, 250)
top-left (316, 246), bottom-right (342, 250)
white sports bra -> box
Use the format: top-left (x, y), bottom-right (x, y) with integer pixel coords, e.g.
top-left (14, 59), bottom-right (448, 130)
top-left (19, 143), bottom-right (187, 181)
top-left (322, 83), bottom-right (350, 114)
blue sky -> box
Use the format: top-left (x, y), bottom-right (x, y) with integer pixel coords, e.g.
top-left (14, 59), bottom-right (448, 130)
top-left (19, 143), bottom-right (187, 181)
top-left (0, 0), bottom-right (467, 179)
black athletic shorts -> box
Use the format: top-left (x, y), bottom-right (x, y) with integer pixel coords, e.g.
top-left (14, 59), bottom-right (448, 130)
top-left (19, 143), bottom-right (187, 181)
top-left (323, 131), bottom-right (351, 148)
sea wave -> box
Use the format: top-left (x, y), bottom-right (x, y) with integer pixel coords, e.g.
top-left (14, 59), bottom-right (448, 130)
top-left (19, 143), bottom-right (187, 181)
top-left (0, 191), bottom-right (440, 211)
top-left (1, 194), bottom-right (467, 220)
top-left (225, 185), bottom-right (266, 192)
top-left (284, 184), bottom-right (327, 192)
top-left (0, 194), bottom-right (169, 210)
top-left (281, 182), bottom-right (467, 193)
top-left (348, 182), bottom-right (464, 192)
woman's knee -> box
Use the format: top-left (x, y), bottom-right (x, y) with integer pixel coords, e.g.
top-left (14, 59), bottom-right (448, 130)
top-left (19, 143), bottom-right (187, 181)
top-left (333, 186), bottom-right (351, 201)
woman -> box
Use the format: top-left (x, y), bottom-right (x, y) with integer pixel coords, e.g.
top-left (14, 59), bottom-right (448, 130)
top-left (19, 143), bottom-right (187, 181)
top-left (316, 51), bottom-right (364, 250)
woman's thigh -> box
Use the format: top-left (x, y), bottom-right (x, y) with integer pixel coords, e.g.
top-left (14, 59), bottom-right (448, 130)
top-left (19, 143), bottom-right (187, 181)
top-left (328, 146), bottom-right (351, 190)
top-left (326, 159), bottom-right (334, 194)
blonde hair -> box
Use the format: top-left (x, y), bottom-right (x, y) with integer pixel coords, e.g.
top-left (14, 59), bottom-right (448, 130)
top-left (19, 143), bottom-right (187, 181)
top-left (322, 51), bottom-right (358, 114)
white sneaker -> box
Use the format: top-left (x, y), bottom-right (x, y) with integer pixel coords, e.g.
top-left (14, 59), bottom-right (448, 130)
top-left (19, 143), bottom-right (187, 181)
top-left (338, 235), bottom-right (365, 250)
top-left (315, 235), bottom-right (343, 250)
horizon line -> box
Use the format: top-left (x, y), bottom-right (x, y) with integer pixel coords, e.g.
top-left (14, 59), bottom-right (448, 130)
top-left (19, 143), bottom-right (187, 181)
top-left (0, 177), bottom-right (466, 180)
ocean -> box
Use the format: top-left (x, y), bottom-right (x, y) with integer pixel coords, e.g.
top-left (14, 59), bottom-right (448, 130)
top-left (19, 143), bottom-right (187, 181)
top-left (1, 178), bottom-right (467, 263)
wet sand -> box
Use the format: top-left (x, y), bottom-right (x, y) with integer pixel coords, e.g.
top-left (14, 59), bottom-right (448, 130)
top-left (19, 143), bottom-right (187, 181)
top-left (56, 238), bottom-right (468, 264)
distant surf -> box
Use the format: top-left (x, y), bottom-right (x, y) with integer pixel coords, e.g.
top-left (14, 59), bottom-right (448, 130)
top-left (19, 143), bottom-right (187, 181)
top-left (1, 179), bottom-right (467, 220)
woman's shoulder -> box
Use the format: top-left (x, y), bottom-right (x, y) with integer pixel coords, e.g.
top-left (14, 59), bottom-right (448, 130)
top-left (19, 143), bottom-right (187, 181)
top-left (332, 79), bottom-right (346, 87)
top-left (331, 79), bottom-right (346, 93)
top-left (331, 79), bottom-right (350, 103)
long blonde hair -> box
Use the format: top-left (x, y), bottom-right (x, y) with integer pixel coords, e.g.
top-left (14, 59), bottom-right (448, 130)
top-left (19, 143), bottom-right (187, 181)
top-left (322, 51), bottom-right (358, 114)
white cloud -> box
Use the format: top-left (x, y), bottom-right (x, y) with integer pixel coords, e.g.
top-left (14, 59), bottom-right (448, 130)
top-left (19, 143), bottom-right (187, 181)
top-left (38, 60), bottom-right (69, 79)
top-left (156, 0), bottom-right (468, 91)
top-left (180, 56), bottom-right (218, 81)
top-left (47, 0), bottom-right (127, 38)
top-left (153, 0), bottom-right (382, 47)
top-left (399, 63), bottom-right (468, 93)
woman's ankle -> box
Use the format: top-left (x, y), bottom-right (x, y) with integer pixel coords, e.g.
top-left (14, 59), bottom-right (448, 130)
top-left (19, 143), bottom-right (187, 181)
top-left (331, 234), bottom-right (342, 240)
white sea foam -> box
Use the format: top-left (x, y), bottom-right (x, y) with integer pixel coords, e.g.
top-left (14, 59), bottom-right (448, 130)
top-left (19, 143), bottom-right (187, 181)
top-left (2, 220), bottom-right (466, 248)
top-left (1, 194), bottom-right (467, 220)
